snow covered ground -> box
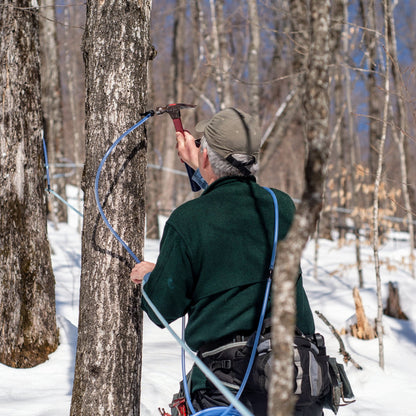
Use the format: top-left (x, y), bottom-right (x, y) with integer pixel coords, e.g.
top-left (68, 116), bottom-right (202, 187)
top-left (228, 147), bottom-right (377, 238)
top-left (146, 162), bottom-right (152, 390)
top-left (1, 213), bottom-right (416, 416)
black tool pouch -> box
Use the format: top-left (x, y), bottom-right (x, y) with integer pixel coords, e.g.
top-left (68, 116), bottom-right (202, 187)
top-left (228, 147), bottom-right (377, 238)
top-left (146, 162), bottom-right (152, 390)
top-left (324, 357), bottom-right (355, 414)
top-left (248, 331), bottom-right (272, 393)
top-left (198, 339), bottom-right (250, 391)
top-left (293, 330), bottom-right (331, 407)
top-left (294, 329), bottom-right (355, 413)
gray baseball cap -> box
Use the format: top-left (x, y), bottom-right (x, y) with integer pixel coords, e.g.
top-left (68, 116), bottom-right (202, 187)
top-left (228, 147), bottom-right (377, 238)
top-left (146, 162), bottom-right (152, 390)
top-left (195, 108), bottom-right (260, 160)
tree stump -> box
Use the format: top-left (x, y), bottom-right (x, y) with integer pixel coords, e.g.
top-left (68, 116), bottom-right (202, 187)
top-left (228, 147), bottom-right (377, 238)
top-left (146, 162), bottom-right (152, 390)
top-left (383, 281), bottom-right (408, 320)
top-left (350, 287), bottom-right (377, 340)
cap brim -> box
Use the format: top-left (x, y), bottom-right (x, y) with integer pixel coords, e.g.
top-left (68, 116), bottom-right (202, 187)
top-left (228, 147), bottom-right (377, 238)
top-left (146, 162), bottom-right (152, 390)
top-left (195, 119), bottom-right (209, 133)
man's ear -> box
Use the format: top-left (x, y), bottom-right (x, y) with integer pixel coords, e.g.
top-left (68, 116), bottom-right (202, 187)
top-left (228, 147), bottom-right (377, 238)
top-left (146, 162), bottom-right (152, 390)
top-left (201, 148), bottom-right (210, 169)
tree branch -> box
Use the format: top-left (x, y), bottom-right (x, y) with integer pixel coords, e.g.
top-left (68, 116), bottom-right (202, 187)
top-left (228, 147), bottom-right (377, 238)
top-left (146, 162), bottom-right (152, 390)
top-left (315, 310), bottom-right (363, 370)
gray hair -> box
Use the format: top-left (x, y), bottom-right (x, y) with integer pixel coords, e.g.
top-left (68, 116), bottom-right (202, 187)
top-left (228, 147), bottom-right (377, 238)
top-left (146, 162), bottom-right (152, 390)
top-left (200, 136), bottom-right (258, 177)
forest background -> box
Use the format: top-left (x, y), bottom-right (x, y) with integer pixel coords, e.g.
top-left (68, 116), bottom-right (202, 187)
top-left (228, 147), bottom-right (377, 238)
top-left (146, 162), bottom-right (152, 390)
top-left (49, 0), bottom-right (416, 410)
top-left (55, 0), bottom-right (416, 248)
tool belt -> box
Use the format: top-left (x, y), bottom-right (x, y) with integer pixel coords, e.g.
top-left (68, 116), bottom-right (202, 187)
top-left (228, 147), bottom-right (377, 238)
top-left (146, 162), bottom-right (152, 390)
top-left (196, 322), bottom-right (354, 414)
top-left (197, 321), bottom-right (272, 394)
top-left (169, 317), bottom-right (354, 416)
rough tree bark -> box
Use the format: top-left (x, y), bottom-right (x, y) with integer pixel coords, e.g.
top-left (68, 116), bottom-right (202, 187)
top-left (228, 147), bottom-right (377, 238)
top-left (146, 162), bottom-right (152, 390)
top-left (70, 1), bottom-right (152, 415)
top-left (0, 0), bottom-right (59, 367)
top-left (39, 0), bottom-right (68, 223)
top-left (268, 0), bottom-right (331, 414)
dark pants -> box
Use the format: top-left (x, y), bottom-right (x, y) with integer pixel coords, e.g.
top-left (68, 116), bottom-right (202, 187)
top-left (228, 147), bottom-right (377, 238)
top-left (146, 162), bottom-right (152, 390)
top-left (192, 386), bottom-right (267, 416)
top-left (294, 403), bottom-right (324, 416)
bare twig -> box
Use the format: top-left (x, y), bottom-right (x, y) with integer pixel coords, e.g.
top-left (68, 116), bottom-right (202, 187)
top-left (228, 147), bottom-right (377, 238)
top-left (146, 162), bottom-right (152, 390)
top-left (315, 310), bottom-right (363, 370)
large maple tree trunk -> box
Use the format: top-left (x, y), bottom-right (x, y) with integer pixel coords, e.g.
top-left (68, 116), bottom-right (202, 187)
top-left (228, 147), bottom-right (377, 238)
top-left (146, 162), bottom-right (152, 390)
top-left (0, 0), bottom-right (59, 368)
top-left (70, 1), bottom-right (152, 415)
top-left (39, 0), bottom-right (68, 223)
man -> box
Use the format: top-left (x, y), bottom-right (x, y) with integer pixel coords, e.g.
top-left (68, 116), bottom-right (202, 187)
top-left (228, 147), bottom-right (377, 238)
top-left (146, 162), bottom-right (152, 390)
top-left (131, 108), bottom-right (317, 415)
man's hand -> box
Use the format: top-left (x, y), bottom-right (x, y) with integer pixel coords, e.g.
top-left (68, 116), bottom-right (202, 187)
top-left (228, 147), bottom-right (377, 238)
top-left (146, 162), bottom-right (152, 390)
top-left (176, 130), bottom-right (199, 170)
top-left (130, 261), bottom-right (155, 285)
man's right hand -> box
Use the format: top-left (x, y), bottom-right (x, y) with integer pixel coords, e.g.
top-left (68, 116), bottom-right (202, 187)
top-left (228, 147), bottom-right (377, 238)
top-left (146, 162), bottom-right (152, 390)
top-left (176, 130), bottom-right (199, 170)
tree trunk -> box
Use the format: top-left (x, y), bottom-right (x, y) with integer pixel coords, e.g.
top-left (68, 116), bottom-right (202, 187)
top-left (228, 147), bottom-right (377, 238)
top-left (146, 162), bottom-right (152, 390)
top-left (247, 0), bottom-right (260, 130)
top-left (289, 0), bottom-right (309, 74)
top-left (159, 0), bottom-right (190, 213)
top-left (70, 1), bottom-right (152, 415)
top-left (39, 0), bottom-right (68, 223)
top-left (360, 0), bottom-right (382, 178)
top-left (259, 0), bottom-right (308, 177)
top-left (145, 63), bottom-right (160, 240)
top-left (383, 282), bottom-right (408, 320)
top-left (212, 0), bottom-right (232, 109)
top-left (63, 3), bottom-right (85, 232)
top-left (312, 0), bottom-right (343, 272)
top-left (268, 0), bottom-right (331, 414)
top-left (0, 0), bottom-right (59, 368)
top-left (171, 0), bottom-right (186, 102)
top-left (343, 0), bottom-right (364, 288)
top-left (387, 2), bottom-right (415, 279)
top-left (189, 0), bottom-right (215, 113)
top-left (372, 0), bottom-right (391, 371)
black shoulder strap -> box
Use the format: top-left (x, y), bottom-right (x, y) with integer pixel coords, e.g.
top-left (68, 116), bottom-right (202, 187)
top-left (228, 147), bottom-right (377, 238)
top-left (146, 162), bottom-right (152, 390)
top-left (225, 155), bottom-right (255, 176)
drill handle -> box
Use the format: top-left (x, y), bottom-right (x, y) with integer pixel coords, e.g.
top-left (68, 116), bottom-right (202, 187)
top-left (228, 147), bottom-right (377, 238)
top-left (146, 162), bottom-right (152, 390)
top-left (171, 117), bottom-right (200, 192)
